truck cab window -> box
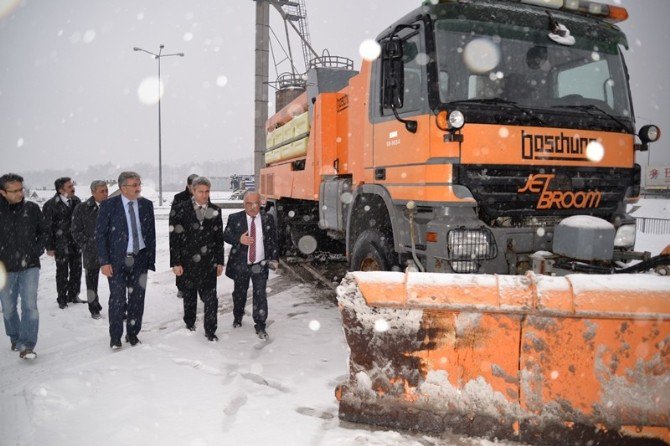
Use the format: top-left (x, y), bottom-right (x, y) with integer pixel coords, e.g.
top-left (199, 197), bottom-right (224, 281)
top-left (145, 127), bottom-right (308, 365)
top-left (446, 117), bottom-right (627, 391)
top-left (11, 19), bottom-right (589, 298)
top-left (557, 58), bottom-right (616, 110)
top-left (400, 33), bottom-right (424, 112)
top-left (379, 31), bottom-right (425, 116)
top-left (434, 20), bottom-right (632, 120)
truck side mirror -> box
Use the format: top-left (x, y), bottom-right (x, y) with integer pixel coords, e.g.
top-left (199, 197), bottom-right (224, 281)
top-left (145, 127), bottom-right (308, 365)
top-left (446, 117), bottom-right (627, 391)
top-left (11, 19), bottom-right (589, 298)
top-left (381, 39), bottom-right (404, 110)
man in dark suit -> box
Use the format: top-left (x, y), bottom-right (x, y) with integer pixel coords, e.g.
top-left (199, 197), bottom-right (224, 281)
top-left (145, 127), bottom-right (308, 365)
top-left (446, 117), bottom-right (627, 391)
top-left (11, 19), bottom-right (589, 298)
top-left (170, 173), bottom-right (199, 299)
top-left (96, 171), bottom-right (156, 349)
top-left (43, 176), bottom-right (83, 309)
top-left (71, 180), bottom-right (109, 319)
top-left (223, 191), bottom-right (278, 340)
top-left (169, 176), bottom-right (224, 341)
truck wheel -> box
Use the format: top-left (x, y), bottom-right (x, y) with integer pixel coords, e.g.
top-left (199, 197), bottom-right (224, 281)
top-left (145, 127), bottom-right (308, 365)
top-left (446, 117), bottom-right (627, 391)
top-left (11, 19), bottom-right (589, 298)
top-left (350, 229), bottom-right (395, 271)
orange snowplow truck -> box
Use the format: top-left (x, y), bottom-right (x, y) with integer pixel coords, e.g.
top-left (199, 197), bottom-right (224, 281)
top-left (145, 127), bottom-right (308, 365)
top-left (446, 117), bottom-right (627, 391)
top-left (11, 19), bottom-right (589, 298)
top-left (261, 0), bottom-right (670, 444)
top-left (260, 0), bottom-right (666, 277)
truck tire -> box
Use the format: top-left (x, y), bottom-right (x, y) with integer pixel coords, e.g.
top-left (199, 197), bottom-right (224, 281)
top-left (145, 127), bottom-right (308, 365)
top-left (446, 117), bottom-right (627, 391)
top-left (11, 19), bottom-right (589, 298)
top-left (350, 229), bottom-right (395, 271)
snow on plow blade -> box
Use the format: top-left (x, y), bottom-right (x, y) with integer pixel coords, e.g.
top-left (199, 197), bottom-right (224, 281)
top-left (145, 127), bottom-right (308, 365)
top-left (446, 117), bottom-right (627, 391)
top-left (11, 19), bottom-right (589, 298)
top-left (336, 272), bottom-right (670, 445)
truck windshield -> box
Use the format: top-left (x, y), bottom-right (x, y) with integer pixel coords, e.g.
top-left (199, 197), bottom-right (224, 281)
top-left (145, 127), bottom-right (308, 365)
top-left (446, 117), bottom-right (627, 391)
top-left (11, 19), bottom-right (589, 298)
top-left (434, 18), bottom-right (633, 120)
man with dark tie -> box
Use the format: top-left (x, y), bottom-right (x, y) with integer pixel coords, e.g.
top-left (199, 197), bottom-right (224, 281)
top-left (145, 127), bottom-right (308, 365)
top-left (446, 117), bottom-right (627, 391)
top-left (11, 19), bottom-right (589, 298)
top-left (223, 191), bottom-right (278, 340)
top-left (71, 180), bottom-right (109, 319)
top-left (96, 172), bottom-right (156, 349)
top-left (42, 176), bottom-right (83, 309)
top-left (169, 176), bottom-right (224, 341)
top-left (170, 173), bottom-right (199, 299)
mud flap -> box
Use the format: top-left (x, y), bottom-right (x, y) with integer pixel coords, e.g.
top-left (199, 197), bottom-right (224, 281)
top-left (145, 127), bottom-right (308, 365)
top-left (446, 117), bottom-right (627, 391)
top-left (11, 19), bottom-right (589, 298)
top-left (336, 272), bottom-right (670, 445)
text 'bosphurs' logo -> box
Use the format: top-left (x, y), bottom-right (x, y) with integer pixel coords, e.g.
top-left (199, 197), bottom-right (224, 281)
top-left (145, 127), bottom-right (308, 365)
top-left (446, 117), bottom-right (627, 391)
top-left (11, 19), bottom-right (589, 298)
top-left (521, 130), bottom-right (595, 161)
top-left (517, 174), bottom-right (602, 210)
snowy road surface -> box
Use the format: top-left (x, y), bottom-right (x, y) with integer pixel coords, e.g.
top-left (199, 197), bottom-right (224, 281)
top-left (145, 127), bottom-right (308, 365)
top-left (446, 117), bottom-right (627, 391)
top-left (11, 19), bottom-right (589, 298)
top-left (0, 207), bottom-right (513, 446)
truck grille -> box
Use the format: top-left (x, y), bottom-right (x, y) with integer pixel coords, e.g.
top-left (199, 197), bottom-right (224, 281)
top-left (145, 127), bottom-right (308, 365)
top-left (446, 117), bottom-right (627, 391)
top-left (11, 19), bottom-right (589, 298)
top-left (455, 164), bottom-right (633, 222)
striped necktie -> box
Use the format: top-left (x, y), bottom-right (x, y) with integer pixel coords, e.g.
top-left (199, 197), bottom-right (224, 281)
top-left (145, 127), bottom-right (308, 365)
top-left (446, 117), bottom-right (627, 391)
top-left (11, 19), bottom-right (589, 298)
top-left (249, 217), bottom-right (256, 263)
top-left (128, 201), bottom-right (140, 254)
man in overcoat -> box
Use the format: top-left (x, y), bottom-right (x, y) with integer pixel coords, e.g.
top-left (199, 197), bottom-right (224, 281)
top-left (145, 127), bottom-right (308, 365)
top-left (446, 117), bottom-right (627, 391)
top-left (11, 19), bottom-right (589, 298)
top-left (71, 180), bottom-right (108, 319)
top-left (43, 176), bottom-right (82, 308)
top-left (170, 176), bottom-right (224, 341)
top-left (170, 173), bottom-right (199, 299)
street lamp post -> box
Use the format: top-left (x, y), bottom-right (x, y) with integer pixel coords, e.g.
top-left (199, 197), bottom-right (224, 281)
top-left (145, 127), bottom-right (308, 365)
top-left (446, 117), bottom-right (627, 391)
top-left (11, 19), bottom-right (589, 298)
top-left (133, 44), bottom-right (184, 206)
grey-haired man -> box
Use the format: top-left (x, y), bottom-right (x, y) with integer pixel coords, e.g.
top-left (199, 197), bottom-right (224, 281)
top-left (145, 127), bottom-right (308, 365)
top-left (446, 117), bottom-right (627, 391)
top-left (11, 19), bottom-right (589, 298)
top-left (71, 180), bottom-right (109, 319)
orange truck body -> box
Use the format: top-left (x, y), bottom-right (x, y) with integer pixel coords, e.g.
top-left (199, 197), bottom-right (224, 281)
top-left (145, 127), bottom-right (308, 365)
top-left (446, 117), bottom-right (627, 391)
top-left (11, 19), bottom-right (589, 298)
top-left (260, 0), bottom-right (649, 276)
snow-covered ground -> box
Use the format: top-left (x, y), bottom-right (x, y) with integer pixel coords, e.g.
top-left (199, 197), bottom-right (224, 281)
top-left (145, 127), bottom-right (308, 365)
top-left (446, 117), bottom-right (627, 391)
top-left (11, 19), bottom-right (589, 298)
top-left (1, 205), bottom-right (512, 446)
top-left (1, 195), bottom-right (668, 446)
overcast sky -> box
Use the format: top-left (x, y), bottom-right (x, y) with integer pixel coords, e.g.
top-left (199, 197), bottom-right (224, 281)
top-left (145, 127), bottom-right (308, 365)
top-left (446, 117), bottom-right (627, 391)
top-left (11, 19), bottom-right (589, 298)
top-left (1, 0), bottom-right (668, 175)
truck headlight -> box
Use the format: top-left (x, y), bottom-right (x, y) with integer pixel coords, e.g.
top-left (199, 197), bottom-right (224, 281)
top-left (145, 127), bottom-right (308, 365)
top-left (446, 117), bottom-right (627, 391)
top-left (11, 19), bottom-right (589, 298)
top-left (614, 223), bottom-right (636, 248)
top-left (446, 227), bottom-right (497, 273)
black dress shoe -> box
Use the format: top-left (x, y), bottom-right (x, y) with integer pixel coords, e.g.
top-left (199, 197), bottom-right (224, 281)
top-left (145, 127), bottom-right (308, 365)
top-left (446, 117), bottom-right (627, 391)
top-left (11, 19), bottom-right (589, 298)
top-left (255, 328), bottom-right (269, 340)
top-left (206, 333), bottom-right (219, 342)
top-left (58, 302), bottom-right (68, 309)
top-left (91, 312), bottom-right (102, 320)
top-left (186, 325), bottom-right (196, 332)
top-left (19, 348), bottom-right (37, 359)
top-left (233, 320), bottom-right (242, 328)
top-left (125, 334), bottom-right (140, 346)
top-left (110, 339), bottom-right (122, 349)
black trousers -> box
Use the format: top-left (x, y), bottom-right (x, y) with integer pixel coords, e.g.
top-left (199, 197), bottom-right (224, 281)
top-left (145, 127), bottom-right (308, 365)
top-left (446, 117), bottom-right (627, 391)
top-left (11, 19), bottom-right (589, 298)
top-left (56, 249), bottom-right (82, 305)
top-left (84, 268), bottom-right (103, 315)
top-left (176, 275), bottom-right (185, 297)
top-left (232, 263), bottom-right (269, 330)
top-left (182, 284), bottom-right (218, 336)
top-left (107, 250), bottom-right (148, 342)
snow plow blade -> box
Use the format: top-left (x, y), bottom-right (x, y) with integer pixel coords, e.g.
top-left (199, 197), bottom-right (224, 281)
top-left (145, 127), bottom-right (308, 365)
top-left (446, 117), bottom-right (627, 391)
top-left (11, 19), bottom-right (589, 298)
top-left (336, 272), bottom-right (670, 445)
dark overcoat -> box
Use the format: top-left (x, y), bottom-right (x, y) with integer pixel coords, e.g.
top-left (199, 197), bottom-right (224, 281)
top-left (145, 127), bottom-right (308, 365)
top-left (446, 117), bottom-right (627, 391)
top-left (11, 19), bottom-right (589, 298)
top-left (42, 193), bottom-right (81, 255)
top-left (71, 196), bottom-right (101, 270)
top-left (169, 200), bottom-right (224, 289)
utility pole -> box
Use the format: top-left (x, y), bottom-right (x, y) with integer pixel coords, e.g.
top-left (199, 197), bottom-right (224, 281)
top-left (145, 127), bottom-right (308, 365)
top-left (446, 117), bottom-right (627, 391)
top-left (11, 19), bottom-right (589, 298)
top-left (254, 1), bottom-right (270, 191)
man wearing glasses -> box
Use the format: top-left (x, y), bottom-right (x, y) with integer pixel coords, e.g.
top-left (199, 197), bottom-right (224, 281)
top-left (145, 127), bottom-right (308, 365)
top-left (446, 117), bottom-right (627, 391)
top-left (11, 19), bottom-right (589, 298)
top-left (96, 172), bottom-right (156, 350)
top-left (0, 173), bottom-right (46, 359)
top-left (223, 191), bottom-right (278, 340)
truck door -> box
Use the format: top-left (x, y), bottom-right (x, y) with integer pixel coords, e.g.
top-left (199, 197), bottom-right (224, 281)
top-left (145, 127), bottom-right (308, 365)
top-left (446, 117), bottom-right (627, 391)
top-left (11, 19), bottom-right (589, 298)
top-left (370, 23), bottom-right (431, 197)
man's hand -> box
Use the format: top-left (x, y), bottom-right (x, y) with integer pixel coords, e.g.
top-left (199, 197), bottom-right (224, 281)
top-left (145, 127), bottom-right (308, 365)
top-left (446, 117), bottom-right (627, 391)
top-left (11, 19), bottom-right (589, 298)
top-left (172, 265), bottom-right (184, 276)
top-left (47, 250), bottom-right (55, 257)
top-left (268, 260), bottom-right (279, 271)
top-left (240, 231), bottom-right (254, 246)
top-left (101, 264), bottom-right (113, 277)
top-left (216, 264), bottom-right (224, 277)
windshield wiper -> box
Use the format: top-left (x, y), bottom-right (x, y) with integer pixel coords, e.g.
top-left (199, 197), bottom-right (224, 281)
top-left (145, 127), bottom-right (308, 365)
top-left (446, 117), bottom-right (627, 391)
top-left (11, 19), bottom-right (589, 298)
top-left (447, 98), bottom-right (546, 125)
top-left (552, 104), bottom-right (630, 132)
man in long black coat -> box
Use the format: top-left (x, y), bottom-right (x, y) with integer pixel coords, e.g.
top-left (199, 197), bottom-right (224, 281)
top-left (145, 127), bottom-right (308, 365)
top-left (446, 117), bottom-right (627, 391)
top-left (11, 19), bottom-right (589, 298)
top-left (71, 180), bottom-right (109, 319)
top-left (169, 176), bottom-right (224, 341)
top-left (43, 176), bottom-right (82, 308)
top-left (223, 191), bottom-right (278, 340)
top-left (170, 173), bottom-right (199, 299)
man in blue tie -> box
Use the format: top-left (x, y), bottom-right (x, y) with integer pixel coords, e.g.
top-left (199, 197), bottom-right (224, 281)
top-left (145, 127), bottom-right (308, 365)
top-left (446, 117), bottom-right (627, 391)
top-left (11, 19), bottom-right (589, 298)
top-left (96, 172), bottom-right (156, 349)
